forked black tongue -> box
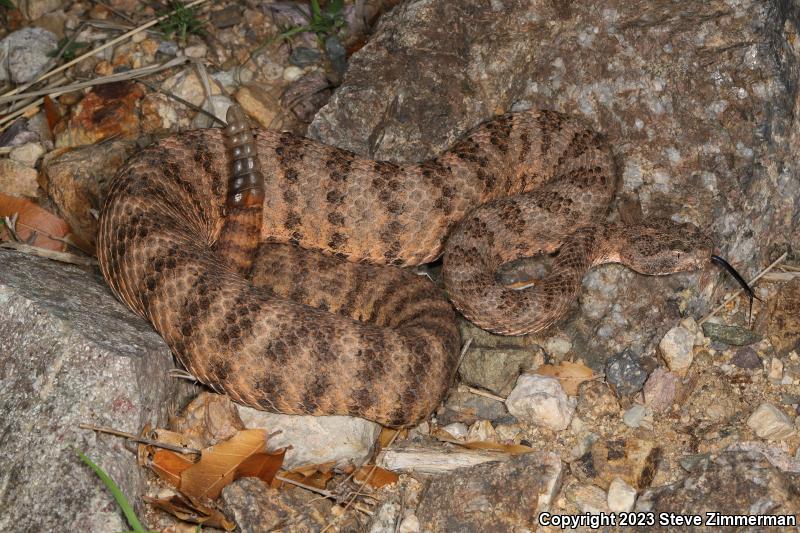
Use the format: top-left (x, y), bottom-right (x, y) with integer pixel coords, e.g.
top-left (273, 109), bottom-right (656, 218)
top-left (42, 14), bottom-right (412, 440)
top-left (710, 254), bottom-right (762, 326)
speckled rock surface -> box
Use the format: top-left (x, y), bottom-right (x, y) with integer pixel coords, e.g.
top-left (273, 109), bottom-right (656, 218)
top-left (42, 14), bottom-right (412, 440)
top-left (631, 451), bottom-right (800, 532)
top-left (311, 0), bottom-right (800, 364)
top-left (415, 452), bottom-right (563, 531)
top-left (0, 250), bottom-right (194, 532)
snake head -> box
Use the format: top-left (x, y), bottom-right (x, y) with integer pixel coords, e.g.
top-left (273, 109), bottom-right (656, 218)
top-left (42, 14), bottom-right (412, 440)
top-left (618, 220), bottom-right (714, 276)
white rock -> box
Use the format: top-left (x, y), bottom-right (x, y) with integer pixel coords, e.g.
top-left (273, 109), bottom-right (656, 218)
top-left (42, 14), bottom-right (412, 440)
top-left (505, 374), bottom-right (576, 431)
top-left (747, 403), bottom-right (796, 441)
top-left (398, 513), bottom-right (420, 533)
top-left (768, 357), bottom-right (784, 383)
top-left (184, 44), bottom-right (207, 58)
top-left (543, 333), bottom-right (572, 358)
top-left (283, 65), bottom-right (304, 82)
top-left (0, 27), bottom-right (58, 83)
top-left (607, 477), bottom-right (637, 512)
top-left (237, 406), bottom-right (380, 469)
top-left (9, 142), bottom-right (45, 167)
top-left (623, 404), bottom-right (651, 429)
top-left (442, 422), bottom-right (468, 439)
top-left (659, 324), bottom-right (695, 374)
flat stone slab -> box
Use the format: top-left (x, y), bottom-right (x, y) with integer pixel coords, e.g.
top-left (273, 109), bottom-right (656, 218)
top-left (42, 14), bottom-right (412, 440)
top-left (0, 250), bottom-right (193, 532)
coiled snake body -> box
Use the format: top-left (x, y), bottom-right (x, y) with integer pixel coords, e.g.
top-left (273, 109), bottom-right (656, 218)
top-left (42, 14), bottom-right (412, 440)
top-left (98, 108), bottom-right (711, 426)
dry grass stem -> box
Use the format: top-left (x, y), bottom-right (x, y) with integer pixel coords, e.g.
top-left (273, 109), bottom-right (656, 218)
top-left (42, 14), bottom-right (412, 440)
top-left (0, 0), bottom-right (210, 101)
top-left (0, 242), bottom-right (97, 266)
top-left (458, 384), bottom-right (506, 403)
top-left (0, 57), bottom-right (190, 105)
top-left (79, 423), bottom-right (201, 454)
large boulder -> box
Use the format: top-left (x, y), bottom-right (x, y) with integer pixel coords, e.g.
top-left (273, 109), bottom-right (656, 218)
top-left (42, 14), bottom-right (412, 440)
top-left (311, 0), bottom-right (800, 361)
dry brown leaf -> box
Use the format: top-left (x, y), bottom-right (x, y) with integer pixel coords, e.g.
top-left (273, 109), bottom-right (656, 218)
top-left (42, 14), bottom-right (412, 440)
top-left (180, 429), bottom-right (284, 500)
top-left (536, 361), bottom-right (595, 395)
top-left (460, 440), bottom-right (537, 455)
top-left (0, 194), bottom-right (71, 251)
top-left (150, 449), bottom-right (195, 488)
top-left (145, 493), bottom-right (235, 531)
top-left (271, 460), bottom-right (336, 490)
top-left (353, 465), bottom-right (399, 489)
top-left (378, 427), bottom-right (406, 448)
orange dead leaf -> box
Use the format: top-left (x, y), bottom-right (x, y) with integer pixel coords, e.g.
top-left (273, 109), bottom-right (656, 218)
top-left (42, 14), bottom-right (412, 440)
top-left (180, 429), bottom-right (284, 500)
top-left (145, 493), bottom-right (235, 531)
top-left (43, 95), bottom-right (62, 133)
top-left (272, 461), bottom-right (336, 490)
top-left (536, 361), bottom-right (595, 395)
top-left (460, 440), bottom-right (537, 455)
top-left (150, 449), bottom-right (195, 488)
top-left (353, 465), bottom-right (399, 489)
top-left (378, 427), bottom-right (406, 448)
top-left (0, 194), bottom-right (70, 251)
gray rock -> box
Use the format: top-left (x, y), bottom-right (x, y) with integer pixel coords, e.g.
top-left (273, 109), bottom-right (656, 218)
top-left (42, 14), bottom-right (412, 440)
top-left (310, 0), bottom-right (800, 367)
top-left (290, 46), bottom-right (322, 67)
top-left (324, 35), bottom-right (347, 76)
top-left (416, 452), bottom-right (563, 531)
top-left (0, 27), bottom-right (58, 83)
top-left (633, 452), bottom-right (800, 532)
top-left (458, 346), bottom-right (538, 396)
top-left (702, 322), bottom-right (762, 346)
top-left (438, 388), bottom-right (509, 425)
top-left (730, 346), bottom-right (762, 369)
top-left (221, 478), bottom-right (330, 532)
top-left (623, 404), bottom-right (649, 429)
top-left (0, 250), bottom-right (194, 532)
top-left (605, 350), bottom-right (648, 397)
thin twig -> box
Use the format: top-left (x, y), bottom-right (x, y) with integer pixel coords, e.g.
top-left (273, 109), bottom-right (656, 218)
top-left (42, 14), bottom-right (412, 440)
top-left (0, 0), bottom-right (210, 101)
top-left (458, 384), bottom-right (506, 403)
top-left (3, 214), bottom-right (22, 242)
top-left (0, 57), bottom-right (191, 104)
top-left (274, 474), bottom-right (336, 499)
top-left (699, 251), bottom-right (788, 325)
top-left (79, 423), bottom-right (201, 454)
top-left (0, 242), bottom-right (97, 266)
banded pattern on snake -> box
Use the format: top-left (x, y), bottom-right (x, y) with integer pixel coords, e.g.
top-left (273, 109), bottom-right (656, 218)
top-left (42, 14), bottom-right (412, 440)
top-left (98, 107), bottom-right (712, 426)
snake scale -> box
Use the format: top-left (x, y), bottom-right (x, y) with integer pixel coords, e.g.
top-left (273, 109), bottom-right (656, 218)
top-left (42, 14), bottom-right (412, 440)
top-left (98, 107), bottom-right (712, 427)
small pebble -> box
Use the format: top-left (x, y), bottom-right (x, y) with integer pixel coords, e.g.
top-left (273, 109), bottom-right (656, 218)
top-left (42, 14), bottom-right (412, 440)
top-left (466, 419), bottom-right (496, 442)
top-left (605, 350), bottom-right (648, 396)
top-left (442, 422), bottom-right (468, 439)
top-left (679, 453), bottom-right (710, 472)
top-left (9, 142), bottom-right (45, 168)
top-left (702, 322), bottom-right (762, 346)
top-left (730, 347), bottom-right (762, 369)
top-left (290, 46), bottom-right (322, 67)
top-left (324, 35), bottom-right (347, 75)
top-left (211, 4), bottom-right (242, 28)
top-left (158, 41), bottom-right (179, 56)
top-left (607, 477), bottom-right (636, 512)
top-left (747, 403), bottom-right (796, 440)
top-left (398, 514), bottom-right (420, 533)
top-left (643, 367), bottom-right (678, 413)
top-left (505, 374), bottom-right (576, 431)
top-left (623, 404), bottom-right (647, 428)
top-left (768, 357), bottom-right (784, 383)
top-left (543, 333), bottom-right (572, 358)
top-left (567, 484), bottom-right (609, 513)
top-left (184, 44), bottom-right (207, 58)
top-left (283, 65), bottom-right (305, 82)
top-left (659, 324), bottom-right (695, 374)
